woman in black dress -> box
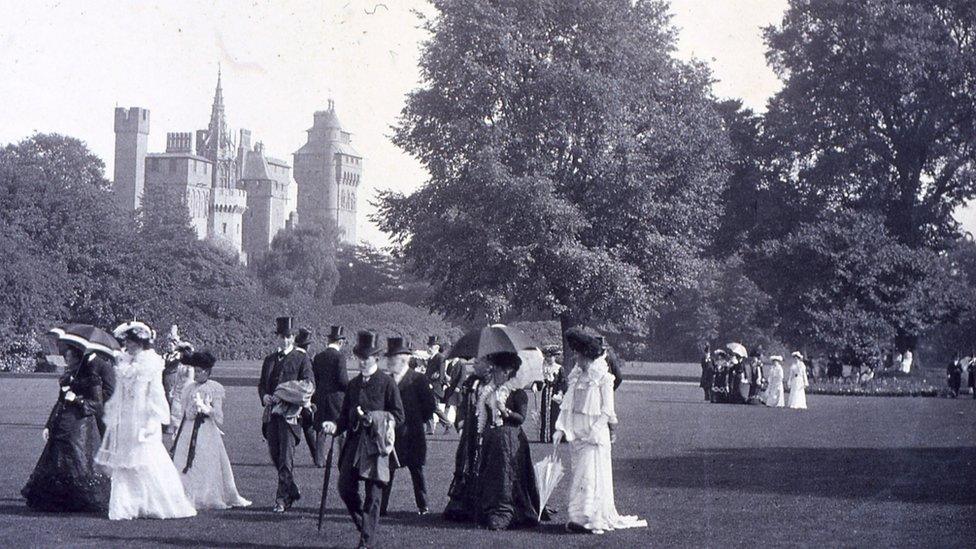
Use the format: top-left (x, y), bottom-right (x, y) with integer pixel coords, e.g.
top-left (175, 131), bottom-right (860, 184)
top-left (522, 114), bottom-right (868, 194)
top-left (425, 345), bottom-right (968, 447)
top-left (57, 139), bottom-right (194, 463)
top-left (476, 352), bottom-right (542, 530)
top-left (539, 346), bottom-right (567, 443)
top-left (443, 358), bottom-right (490, 521)
top-left (22, 340), bottom-right (111, 512)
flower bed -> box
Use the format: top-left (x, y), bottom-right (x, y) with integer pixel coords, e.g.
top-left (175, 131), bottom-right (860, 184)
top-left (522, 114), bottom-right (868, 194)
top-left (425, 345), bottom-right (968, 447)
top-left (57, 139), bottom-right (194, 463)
top-left (805, 371), bottom-right (947, 397)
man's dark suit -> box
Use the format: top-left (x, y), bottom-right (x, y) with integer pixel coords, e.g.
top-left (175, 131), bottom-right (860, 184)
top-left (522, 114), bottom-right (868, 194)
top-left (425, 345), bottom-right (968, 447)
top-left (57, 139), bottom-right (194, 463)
top-left (381, 368), bottom-right (436, 514)
top-left (336, 372), bottom-right (404, 548)
top-left (84, 352), bottom-right (115, 437)
top-left (311, 346), bottom-right (349, 465)
top-left (258, 347), bottom-right (314, 506)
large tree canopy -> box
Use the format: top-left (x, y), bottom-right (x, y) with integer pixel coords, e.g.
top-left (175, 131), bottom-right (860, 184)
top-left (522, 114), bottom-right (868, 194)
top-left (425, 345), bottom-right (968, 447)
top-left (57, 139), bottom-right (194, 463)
top-left (376, 0), bottom-right (729, 331)
top-left (764, 0), bottom-right (976, 248)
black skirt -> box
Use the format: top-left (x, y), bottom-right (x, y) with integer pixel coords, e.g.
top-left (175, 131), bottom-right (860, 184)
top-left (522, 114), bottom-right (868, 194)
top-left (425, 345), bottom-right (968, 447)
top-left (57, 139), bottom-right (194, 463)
top-left (476, 424), bottom-right (541, 530)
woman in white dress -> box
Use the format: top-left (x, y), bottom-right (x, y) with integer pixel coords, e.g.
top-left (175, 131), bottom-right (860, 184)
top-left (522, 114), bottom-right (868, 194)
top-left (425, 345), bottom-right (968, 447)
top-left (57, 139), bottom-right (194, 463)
top-left (171, 351), bottom-right (250, 509)
top-left (95, 322), bottom-right (196, 520)
top-left (555, 328), bottom-right (646, 534)
top-left (763, 355), bottom-right (785, 407)
top-left (787, 351), bottom-right (809, 410)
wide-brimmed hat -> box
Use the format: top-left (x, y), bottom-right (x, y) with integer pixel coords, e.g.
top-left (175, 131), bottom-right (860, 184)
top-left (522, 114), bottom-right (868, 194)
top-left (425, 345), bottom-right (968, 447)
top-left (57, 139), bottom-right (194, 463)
top-left (792, 351), bottom-right (805, 360)
top-left (564, 327), bottom-right (603, 360)
top-left (275, 317), bottom-right (295, 337)
top-left (385, 337), bottom-right (413, 357)
top-left (182, 350), bottom-right (216, 371)
top-left (113, 321), bottom-right (155, 344)
top-left (353, 331), bottom-right (382, 359)
top-left (327, 325), bottom-right (346, 342)
top-left (770, 355), bottom-right (784, 362)
top-left (295, 328), bottom-right (313, 349)
top-left (485, 351), bottom-right (521, 372)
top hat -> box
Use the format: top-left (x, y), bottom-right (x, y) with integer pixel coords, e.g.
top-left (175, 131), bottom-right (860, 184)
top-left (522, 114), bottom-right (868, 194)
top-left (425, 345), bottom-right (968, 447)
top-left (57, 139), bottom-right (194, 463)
top-left (328, 325), bottom-right (346, 342)
top-left (385, 337), bottom-right (413, 357)
top-left (353, 331), bottom-right (383, 359)
top-left (275, 317), bottom-right (295, 337)
top-left (594, 335), bottom-right (607, 349)
top-left (182, 350), bottom-right (216, 370)
top-left (295, 328), bottom-right (313, 349)
top-left (542, 344), bottom-right (562, 358)
top-left (427, 336), bottom-right (439, 347)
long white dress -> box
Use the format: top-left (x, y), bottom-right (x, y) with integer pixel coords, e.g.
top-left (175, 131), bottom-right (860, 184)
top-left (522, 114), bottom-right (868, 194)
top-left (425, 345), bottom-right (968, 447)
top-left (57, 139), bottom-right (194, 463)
top-left (95, 349), bottom-right (197, 520)
top-left (787, 360), bottom-right (809, 410)
top-left (763, 363), bottom-right (785, 407)
top-left (555, 357), bottom-right (647, 533)
top-left (171, 380), bottom-right (251, 509)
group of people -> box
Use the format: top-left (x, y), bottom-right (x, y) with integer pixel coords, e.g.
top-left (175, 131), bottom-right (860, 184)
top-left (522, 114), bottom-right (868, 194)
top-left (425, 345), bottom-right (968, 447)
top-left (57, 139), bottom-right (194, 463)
top-left (699, 344), bottom-right (810, 410)
top-left (23, 321), bottom-right (249, 520)
top-left (947, 352), bottom-right (976, 398)
top-left (22, 318), bottom-right (644, 548)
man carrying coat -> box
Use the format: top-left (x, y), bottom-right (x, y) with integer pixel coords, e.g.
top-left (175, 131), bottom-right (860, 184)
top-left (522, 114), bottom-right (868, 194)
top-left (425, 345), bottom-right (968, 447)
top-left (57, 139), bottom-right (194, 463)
top-left (311, 325), bottom-right (349, 467)
top-left (259, 316), bottom-right (315, 513)
top-left (322, 331), bottom-right (404, 549)
top-left (381, 337), bottom-right (437, 516)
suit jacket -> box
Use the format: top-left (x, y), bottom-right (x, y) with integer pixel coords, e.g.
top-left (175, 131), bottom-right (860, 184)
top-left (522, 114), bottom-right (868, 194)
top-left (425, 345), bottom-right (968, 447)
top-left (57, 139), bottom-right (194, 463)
top-left (312, 347), bottom-right (349, 423)
top-left (337, 372), bottom-right (405, 475)
top-left (393, 368), bottom-right (437, 468)
top-left (606, 348), bottom-right (624, 391)
top-left (259, 348), bottom-right (314, 439)
top-left (425, 352), bottom-right (448, 398)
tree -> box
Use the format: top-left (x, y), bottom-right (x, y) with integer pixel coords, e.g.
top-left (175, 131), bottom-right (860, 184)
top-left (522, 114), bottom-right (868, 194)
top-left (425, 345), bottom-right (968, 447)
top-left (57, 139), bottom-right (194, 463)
top-left (376, 0), bottom-right (729, 337)
top-left (749, 211), bottom-right (970, 359)
top-left (764, 0), bottom-right (976, 248)
top-left (254, 222), bottom-right (340, 301)
top-left (333, 244), bottom-right (428, 306)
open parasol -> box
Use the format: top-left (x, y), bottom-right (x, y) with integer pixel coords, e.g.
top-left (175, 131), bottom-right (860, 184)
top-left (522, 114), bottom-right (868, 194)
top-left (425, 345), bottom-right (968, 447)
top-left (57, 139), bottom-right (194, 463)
top-left (49, 324), bottom-right (121, 356)
top-left (448, 324), bottom-right (536, 359)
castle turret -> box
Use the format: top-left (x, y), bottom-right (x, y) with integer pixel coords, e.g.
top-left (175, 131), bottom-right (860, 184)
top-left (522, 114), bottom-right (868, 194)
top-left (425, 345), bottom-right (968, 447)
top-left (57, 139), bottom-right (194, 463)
top-left (293, 100), bottom-right (361, 244)
top-left (113, 107), bottom-right (150, 210)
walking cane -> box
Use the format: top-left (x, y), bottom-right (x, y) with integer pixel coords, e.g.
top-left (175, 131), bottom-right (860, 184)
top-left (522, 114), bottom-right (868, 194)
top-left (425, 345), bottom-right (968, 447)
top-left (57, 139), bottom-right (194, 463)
top-left (317, 435), bottom-right (337, 531)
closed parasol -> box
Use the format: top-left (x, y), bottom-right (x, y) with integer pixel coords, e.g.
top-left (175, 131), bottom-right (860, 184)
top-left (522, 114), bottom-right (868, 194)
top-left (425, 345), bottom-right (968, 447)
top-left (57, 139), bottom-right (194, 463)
top-left (534, 434), bottom-right (565, 520)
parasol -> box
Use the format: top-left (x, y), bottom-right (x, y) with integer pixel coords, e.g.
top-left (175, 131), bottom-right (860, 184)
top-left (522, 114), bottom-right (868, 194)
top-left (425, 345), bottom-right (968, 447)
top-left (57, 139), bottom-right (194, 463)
top-left (514, 347), bottom-right (544, 389)
top-left (726, 342), bottom-right (748, 359)
top-left (49, 324), bottom-right (121, 356)
top-left (448, 324), bottom-right (536, 359)
top-left (534, 437), bottom-right (565, 520)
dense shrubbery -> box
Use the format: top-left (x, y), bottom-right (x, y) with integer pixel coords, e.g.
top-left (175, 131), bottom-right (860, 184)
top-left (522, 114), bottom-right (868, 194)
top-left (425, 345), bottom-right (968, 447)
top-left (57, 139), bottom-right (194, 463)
top-left (806, 372), bottom-right (944, 398)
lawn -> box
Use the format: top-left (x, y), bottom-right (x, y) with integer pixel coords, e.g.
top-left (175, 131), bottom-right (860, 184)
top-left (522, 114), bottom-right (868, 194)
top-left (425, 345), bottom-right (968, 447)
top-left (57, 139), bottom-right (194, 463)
top-left (0, 377), bottom-right (973, 548)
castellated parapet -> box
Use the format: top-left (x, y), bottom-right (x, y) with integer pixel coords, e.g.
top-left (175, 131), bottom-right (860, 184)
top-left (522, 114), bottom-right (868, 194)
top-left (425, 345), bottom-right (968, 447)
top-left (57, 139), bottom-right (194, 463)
top-left (113, 107), bottom-right (149, 211)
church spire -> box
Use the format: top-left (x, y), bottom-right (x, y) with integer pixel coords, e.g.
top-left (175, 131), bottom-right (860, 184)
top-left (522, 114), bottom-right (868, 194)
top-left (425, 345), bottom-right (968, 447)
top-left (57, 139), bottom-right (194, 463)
top-left (201, 66), bottom-right (236, 188)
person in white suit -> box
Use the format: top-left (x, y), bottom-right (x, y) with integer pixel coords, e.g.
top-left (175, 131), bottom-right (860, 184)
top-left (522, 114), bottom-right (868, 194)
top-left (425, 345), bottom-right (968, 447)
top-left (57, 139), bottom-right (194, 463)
top-left (787, 351), bottom-right (809, 410)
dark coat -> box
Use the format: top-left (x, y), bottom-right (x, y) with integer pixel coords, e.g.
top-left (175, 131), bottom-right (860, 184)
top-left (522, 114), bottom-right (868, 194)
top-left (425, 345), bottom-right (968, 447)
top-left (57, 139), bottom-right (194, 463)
top-left (425, 351), bottom-right (448, 399)
top-left (311, 347), bottom-right (349, 424)
top-left (84, 353), bottom-right (115, 436)
top-left (606, 348), bottom-right (624, 391)
top-left (393, 368), bottom-right (437, 468)
top-left (337, 372), bottom-right (405, 475)
top-left (258, 348), bottom-right (314, 439)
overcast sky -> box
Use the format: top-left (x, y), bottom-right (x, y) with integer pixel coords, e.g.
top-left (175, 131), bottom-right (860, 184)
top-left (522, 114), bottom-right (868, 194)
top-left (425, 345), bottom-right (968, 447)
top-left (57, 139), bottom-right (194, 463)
top-left (2, 0), bottom-right (972, 243)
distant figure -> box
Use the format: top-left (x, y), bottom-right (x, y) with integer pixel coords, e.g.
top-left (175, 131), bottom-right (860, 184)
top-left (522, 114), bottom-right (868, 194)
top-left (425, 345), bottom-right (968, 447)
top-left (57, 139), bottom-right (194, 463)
top-left (947, 355), bottom-right (963, 398)
top-left (968, 353), bottom-right (976, 399)
top-left (162, 325), bottom-right (195, 435)
top-left (826, 353), bottom-right (843, 381)
top-left (788, 352), bottom-right (809, 410)
top-left (763, 355), bottom-right (785, 407)
top-left (900, 349), bottom-right (913, 374)
top-left (538, 345), bottom-right (567, 443)
top-left (171, 351), bottom-right (251, 509)
top-left (699, 344), bottom-right (713, 401)
top-left (311, 325), bottom-right (349, 468)
top-left (33, 352), bottom-right (57, 373)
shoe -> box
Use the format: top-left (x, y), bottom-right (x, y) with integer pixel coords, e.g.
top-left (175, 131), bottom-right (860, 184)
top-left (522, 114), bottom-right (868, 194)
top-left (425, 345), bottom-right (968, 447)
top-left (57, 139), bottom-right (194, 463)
top-left (271, 503), bottom-right (286, 513)
top-left (418, 507), bottom-right (429, 515)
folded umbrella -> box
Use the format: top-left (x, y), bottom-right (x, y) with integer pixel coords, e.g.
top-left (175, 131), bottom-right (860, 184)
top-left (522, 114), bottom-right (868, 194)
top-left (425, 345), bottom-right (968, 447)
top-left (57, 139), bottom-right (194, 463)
top-left (49, 323), bottom-right (121, 356)
top-left (534, 444), bottom-right (565, 520)
top-left (448, 324), bottom-right (536, 359)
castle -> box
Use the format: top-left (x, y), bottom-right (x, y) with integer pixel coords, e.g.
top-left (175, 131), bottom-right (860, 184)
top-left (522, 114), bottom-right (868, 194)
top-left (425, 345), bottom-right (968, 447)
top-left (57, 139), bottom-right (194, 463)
top-left (113, 71), bottom-right (362, 264)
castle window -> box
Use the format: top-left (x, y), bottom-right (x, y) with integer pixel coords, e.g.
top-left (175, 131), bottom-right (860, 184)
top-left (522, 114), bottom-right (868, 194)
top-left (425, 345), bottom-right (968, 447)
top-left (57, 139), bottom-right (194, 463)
top-left (223, 223), bottom-right (227, 235)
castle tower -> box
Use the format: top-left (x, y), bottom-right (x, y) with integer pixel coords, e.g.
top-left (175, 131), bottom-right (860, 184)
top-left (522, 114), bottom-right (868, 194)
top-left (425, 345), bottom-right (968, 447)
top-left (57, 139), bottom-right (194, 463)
top-left (113, 107), bottom-right (150, 210)
top-left (196, 68), bottom-right (237, 190)
top-left (293, 100), bottom-right (362, 244)
top-left (241, 141), bottom-right (292, 264)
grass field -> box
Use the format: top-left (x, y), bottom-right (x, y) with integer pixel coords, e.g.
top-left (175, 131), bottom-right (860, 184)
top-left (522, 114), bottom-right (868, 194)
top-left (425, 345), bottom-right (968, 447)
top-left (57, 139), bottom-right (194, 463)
top-left (0, 377), bottom-right (974, 548)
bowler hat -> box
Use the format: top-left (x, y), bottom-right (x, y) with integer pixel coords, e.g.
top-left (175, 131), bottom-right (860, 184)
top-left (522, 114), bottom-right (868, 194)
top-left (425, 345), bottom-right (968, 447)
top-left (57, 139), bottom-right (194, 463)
top-left (427, 336), bottom-right (439, 347)
top-left (328, 325), bottom-right (346, 342)
top-left (353, 331), bottom-right (382, 359)
top-left (385, 337), bottom-right (413, 357)
top-left (275, 317), bottom-right (295, 337)
top-left (295, 328), bottom-right (313, 349)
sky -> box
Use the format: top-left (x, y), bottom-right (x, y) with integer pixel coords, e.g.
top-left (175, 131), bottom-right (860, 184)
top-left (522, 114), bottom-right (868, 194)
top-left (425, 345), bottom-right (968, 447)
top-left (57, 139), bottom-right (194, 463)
top-left (2, 0), bottom-right (973, 243)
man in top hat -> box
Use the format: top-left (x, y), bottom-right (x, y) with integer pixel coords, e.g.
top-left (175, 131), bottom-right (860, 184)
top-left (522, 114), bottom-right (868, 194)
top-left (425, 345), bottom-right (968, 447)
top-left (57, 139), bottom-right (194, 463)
top-left (381, 337), bottom-right (437, 516)
top-left (322, 331), bottom-right (404, 549)
top-left (423, 336), bottom-right (453, 433)
top-left (258, 316), bottom-right (315, 513)
top-left (311, 325), bottom-right (349, 467)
